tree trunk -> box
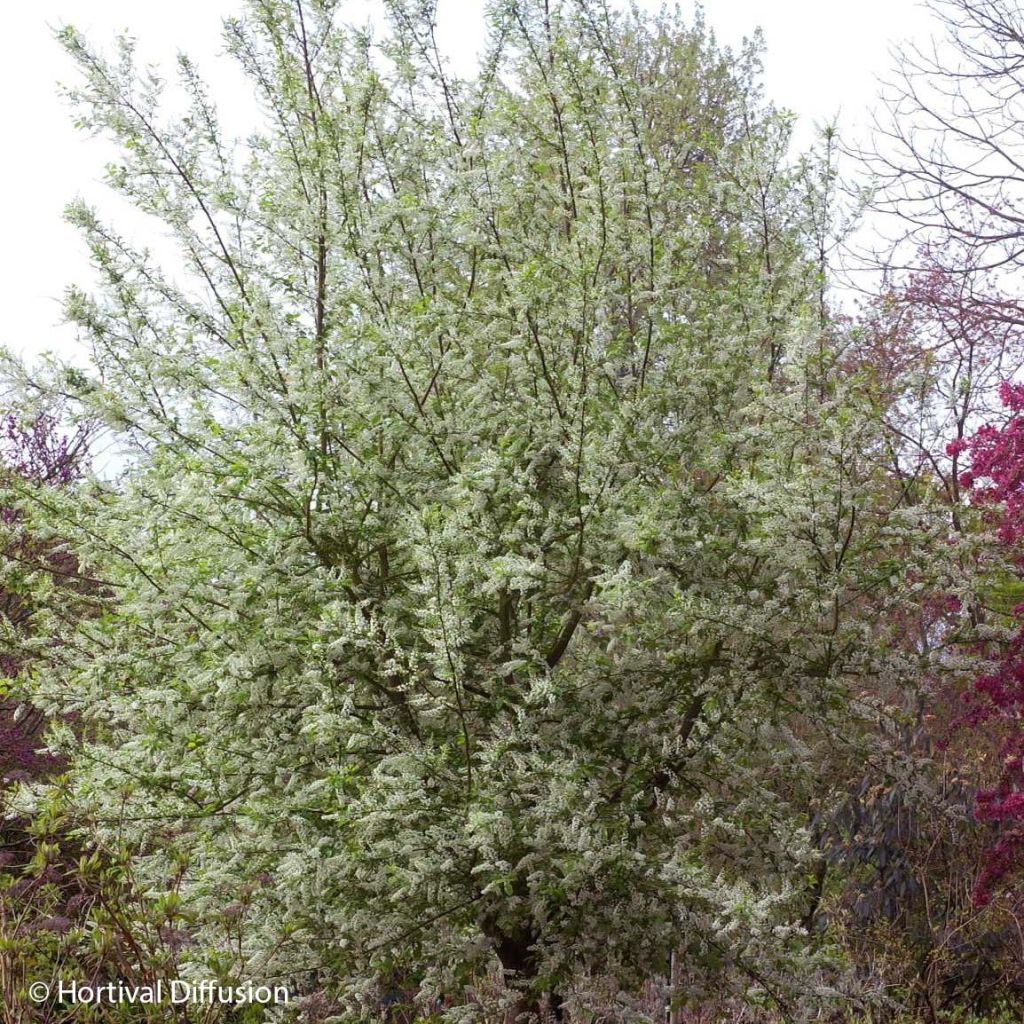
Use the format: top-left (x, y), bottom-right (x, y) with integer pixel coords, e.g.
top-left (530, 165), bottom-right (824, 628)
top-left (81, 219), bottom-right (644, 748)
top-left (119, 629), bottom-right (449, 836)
top-left (487, 924), bottom-right (567, 1023)
top-left (493, 928), bottom-right (543, 1023)
top-left (669, 949), bottom-right (683, 1024)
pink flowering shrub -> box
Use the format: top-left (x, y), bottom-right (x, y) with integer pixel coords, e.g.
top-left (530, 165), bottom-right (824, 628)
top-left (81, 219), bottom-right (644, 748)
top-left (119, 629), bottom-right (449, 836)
top-left (958, 384), bottom-right (1024, 904)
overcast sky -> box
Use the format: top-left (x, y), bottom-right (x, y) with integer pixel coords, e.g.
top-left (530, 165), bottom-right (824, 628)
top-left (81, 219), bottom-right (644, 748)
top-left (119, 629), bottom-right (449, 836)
top-left (1, 0), bottom-right (938, 365)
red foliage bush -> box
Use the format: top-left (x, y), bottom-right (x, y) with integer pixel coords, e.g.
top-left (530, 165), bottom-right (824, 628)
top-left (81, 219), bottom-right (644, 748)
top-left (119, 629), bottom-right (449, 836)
top-left (959, 385), bottom-right (1024, 904)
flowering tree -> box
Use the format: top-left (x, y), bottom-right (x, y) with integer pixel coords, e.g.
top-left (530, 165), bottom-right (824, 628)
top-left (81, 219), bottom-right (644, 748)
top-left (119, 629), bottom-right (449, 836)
top-left (0, 1), bottom-right (959, 1018)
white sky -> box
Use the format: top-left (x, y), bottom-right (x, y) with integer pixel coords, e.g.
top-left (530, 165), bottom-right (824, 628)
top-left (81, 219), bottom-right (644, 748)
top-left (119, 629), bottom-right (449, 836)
top-left (1, 0), bottom-right (938, 365)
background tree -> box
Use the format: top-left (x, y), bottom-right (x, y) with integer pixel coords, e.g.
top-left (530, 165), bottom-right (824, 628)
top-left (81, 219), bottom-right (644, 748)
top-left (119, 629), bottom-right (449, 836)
top-left (837, 1), bottom-right (1024, 1010)
top-left (0, 412), bottom-right (88, 781)
top-left (867, 0), bottom-right (1024, 280)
